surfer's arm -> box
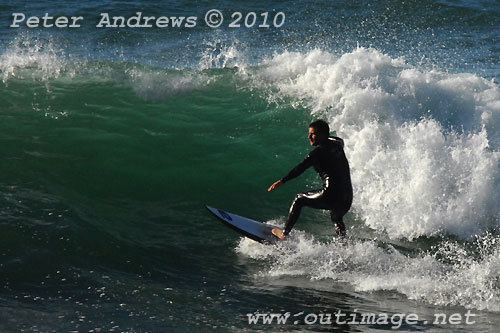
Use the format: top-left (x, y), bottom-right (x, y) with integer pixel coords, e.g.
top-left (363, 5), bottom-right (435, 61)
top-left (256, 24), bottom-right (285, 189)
top-left (268, 149), bottom-right (318, 192)
top-left (280, 149), bottom-right (318, 183)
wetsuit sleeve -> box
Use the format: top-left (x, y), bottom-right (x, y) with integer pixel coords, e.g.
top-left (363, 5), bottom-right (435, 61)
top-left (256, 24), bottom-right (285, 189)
top-left (281, 148), bottom-right (319, 183)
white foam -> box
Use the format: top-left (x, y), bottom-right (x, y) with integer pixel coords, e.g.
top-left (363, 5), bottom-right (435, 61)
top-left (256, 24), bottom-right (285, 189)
top-left (236, 232), bottom-right (500, 312)
top-left (254, 47), bottom-right (500, 239)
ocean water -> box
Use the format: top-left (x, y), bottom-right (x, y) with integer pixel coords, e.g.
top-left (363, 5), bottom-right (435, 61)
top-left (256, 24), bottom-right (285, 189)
top-left (1, 0), bottom-right (500, 331)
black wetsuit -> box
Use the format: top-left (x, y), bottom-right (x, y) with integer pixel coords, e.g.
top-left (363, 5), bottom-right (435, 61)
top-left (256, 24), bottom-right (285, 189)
top-left (281, 136), bottom-right (353, 236)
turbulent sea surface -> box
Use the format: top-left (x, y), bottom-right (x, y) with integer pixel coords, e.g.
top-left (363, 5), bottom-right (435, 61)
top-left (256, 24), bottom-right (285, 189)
top-left (1, 0), bottom-right (500, 331)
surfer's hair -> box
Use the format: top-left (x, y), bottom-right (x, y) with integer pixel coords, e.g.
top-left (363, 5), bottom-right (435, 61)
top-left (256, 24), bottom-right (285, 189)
top-left (309, 119), bottom-right (330, 136)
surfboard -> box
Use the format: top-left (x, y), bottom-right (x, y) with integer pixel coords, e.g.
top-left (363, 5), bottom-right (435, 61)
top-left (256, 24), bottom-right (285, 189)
top-left (205, 205), bottom-right (281, 244)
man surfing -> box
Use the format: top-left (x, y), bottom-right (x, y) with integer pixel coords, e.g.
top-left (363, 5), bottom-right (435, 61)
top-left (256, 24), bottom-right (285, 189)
top-left (268, 120), bottom-right (353, 240)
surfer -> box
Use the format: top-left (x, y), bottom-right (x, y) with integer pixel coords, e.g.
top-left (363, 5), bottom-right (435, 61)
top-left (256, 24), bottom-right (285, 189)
top-left (268, 120), bottom-right (353, 240)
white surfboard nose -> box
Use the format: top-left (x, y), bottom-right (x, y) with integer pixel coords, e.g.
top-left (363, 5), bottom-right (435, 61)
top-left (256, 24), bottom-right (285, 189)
top-left (205, 205), bottom-right (281, 243)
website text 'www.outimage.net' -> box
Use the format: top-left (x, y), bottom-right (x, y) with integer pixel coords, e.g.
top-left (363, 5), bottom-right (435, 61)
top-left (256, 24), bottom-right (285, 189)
top-left (246, 310), bottom-right (477, 329)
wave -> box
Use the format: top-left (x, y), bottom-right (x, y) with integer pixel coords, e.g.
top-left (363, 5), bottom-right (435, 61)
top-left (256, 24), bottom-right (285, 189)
top-left (251, 47), bottom-right (500, 240)
top-left (2, 33), bottom-right (500, 240)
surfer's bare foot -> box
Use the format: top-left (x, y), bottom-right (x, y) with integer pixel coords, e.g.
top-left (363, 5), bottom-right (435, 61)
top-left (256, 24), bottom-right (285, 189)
top-left (334, 231), bottom-right (348, 246)
top-left (272, 228), bottom-right (286, 240)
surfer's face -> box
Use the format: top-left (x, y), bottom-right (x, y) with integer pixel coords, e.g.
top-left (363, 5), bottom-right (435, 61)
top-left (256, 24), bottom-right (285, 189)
top-left (308, 127), bottom-right (325, 146)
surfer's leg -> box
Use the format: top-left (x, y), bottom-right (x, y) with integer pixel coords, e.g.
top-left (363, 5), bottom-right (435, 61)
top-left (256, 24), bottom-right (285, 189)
top-left (330, 210), bottom-right (346, 237)
top-left (284, 190), bottom-right (328, 236)
top-left (329, 193), bottom-right (352, 237)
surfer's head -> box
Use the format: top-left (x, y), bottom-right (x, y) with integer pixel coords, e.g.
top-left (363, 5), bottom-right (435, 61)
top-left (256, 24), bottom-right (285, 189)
top-left (308, 119), bottom-right (330, 146)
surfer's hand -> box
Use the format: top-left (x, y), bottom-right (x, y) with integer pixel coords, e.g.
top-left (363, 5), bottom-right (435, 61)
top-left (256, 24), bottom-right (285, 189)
top-left (268, 180), bottom-right (283, 192)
